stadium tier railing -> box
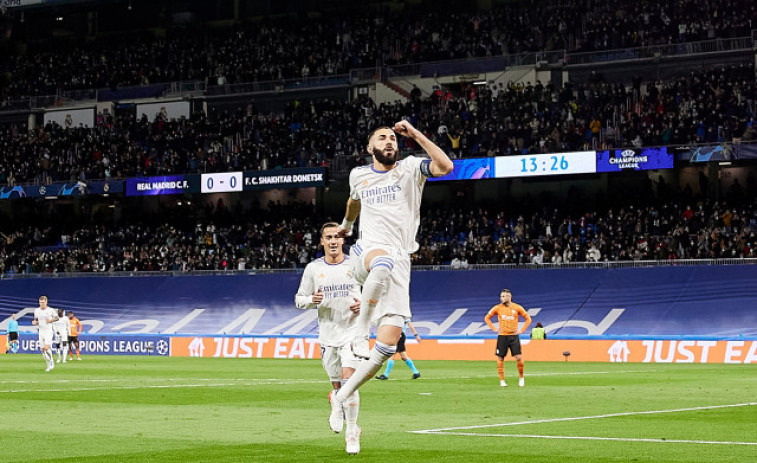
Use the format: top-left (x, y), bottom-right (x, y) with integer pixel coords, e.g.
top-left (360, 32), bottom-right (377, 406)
top-left (205, 74), bottom-right (351, 97)
top-left (2, 258), bottom-right (756, 279)
top-left (385, 50), bottom-right (566, 79)
top-left (565, 36), bottom-right (753, 66)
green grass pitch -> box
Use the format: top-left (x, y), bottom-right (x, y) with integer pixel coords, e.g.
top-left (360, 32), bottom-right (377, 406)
top-left (1, 355), bottom-right (755, 462)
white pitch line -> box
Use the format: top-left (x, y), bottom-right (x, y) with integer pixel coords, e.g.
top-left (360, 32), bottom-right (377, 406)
top-left (525, 370), bottom-right (654, 377)
top-left (0, 383), bottom-right (241, 393)
top-left (0, 369), bottom-right (651, 386)
top-left (412, 402), bottom-right (757, 434)
top-left (424, 370), bottom-right (654, 381)
top-left (0, 379), bottom-right (122, 384)
top-left (434, 370), bottom-right (656, 380)
top-left (0, 377), bottom-right (294, 385)
top-left (0, 378), bottom-right (325, 393)
top-left (413, 432), bottom-right (757, 446)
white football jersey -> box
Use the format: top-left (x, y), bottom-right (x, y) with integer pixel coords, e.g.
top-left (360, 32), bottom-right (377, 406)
top-left (34, 307), bottom-right (58, 335)
top-left (349, 156), bottom-right (430, 253)
top-left (52, 312), bottom-right (67, 333)
top-left (295, 256), bottom-right (360, 347)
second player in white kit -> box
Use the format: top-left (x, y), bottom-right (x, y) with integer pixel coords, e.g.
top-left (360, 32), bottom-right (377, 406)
top-left (52, 308), bottom-right (69, 363)
top-left (295, 222), bottom-right (363, 454)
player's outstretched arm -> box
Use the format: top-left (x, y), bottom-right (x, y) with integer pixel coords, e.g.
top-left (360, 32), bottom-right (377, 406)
top-left (338, 197), bottom-right (361, 238)
top-left (393, 120), bottom-right (453, 177)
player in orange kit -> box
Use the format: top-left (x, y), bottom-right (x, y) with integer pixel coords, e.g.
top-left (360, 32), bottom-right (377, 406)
top-left (67, 311), bottom-right (83, 361)
top-left (484, 289), bottom-right (531, 387)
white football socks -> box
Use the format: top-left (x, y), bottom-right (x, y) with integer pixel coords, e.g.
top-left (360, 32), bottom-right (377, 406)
top-left (43, 350), bottom-right (53, 367)
top-left (338, 341), bottom-right (396, 400)
top-left (343, 390), bottom-right (360, 434)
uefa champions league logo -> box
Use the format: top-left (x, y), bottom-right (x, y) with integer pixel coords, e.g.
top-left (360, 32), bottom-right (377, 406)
top-left (156, 340), bottom-right (169, 355)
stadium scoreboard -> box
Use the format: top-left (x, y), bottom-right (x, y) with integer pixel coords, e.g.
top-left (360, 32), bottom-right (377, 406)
top-left (201, 172), bottom-right (243, 193)
top-left (496, 151), bottom-right (597, 178)
top-left (125, 168), bottom-right (326, 196)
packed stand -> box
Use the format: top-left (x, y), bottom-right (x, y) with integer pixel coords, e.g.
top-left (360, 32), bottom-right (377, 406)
top-left (426, 63), bottom-right (757, 158)
top-left (2, 0), bottom-right (755, 100)
top-left (2, 187), bottom-right (756, 274)
top-left (0, 201), bottom-right (322, 273)
top-left (1, 62), bottom-right (755, 186)
top-left (414, 199), bottom-right (757, 266)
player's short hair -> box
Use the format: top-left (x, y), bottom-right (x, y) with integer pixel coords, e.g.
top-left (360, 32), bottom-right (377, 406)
top-left (39, 295), bottom-right (48, 302)
top-left (68, 311), bottom-right (75, 316)
top-left (367, 126), bottom-right (394, 143)
top-left (500, 289), bottom-right (511, 295)
top-left (320, 222), bottom-right (339, 237)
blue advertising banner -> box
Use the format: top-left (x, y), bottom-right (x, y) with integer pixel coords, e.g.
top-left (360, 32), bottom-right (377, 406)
top-left (126, 174), bottom-right (200, 196)
top-left (0, 186), bottom-right (27, 199)
top-left (689, 145), bottom-right (730, 162)
top-left (1, 266), bottom-right (756, 339)
top-left (12, 334), bottom-right (170, 356)
top-left (88, 180), bottom-right (124, 195)
top-left (0, 180), bottom-right (124, 200)
top-left (428, 158), bottom-right (495, 182)
top-left (731, 144), bottom-right (757, 160)
top-left (597, 147), bottom-right (674, 172)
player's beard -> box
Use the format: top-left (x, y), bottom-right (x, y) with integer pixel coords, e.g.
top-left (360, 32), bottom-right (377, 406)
top-left (372, 146), bottom-right (397, 167)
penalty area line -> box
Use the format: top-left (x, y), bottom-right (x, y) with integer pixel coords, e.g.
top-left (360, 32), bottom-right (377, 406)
top-left (411, 431), bottom-right (757, 446)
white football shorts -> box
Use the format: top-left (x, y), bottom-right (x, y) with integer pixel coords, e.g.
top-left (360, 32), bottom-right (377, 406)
top-left (38, 330), bottom-right (54, 348)
top-left (349, 242), bottom-right (412, 327)
top-left (55, 329), bottom-right (69, 343)
top-left (320, 344), bottom-right (360, 382)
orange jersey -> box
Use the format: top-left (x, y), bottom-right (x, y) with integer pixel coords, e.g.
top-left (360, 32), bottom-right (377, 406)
top-left (69, 317), bottom-right (82, 337)
top-left (485, 302), bottom-right (531, 335)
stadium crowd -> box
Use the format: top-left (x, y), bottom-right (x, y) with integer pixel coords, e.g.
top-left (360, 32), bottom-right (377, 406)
top-left (1, 63), bottom-right (755, 186)
top-left (1, 188), bottom-right (756, 274)
top-left (1, 0), bottom-right (755, 99)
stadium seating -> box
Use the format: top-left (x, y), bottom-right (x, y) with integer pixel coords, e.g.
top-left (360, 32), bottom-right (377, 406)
top-left (0, 62), bottom-right (754, 186)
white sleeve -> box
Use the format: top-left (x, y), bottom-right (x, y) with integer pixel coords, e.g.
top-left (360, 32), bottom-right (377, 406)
top-left (348, 168), bottom-right (360, 201)
top-left (294, 264), bottom-right (317, 309)
top-left (405, 155), bottom-right (431, 182)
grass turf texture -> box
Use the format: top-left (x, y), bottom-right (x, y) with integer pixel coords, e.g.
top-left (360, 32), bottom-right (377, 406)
top-left (1, 356), bottom-right (754, 462)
